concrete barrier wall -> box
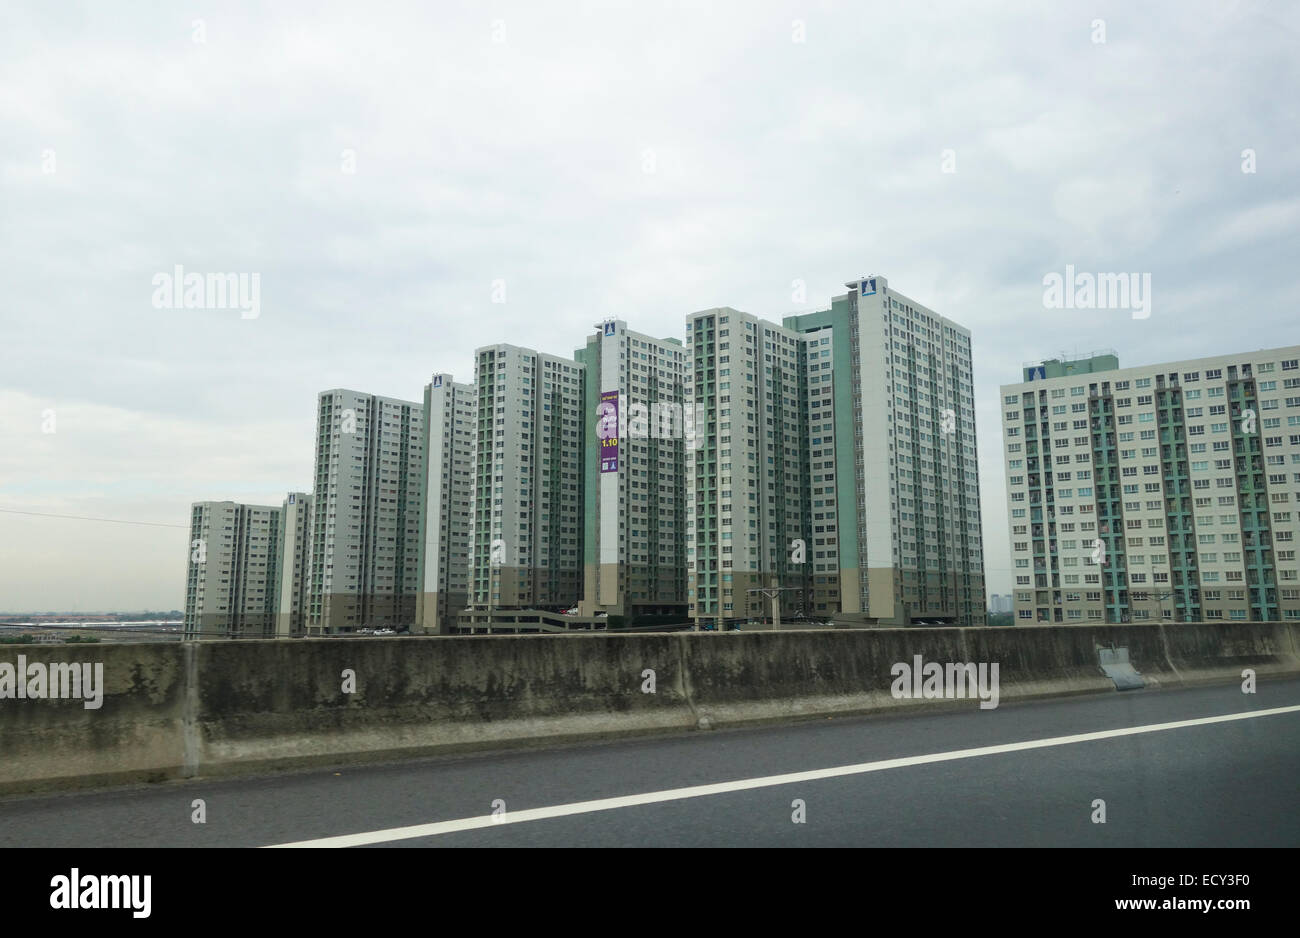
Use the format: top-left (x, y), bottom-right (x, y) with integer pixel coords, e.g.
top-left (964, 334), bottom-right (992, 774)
top-left (683, 629), bottom-right (971, 724)
top-left (1158, 621), bottom-right (1299, 684)
top-left (2, 623), bottom-right (1298, 795)
top-left (194, 633), bottom-right (695, 777)
top-left (0, 643), bottom-right (190, 793)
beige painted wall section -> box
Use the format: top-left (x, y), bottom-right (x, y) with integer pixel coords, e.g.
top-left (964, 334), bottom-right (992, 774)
top-left (839, 568), bottom-right (862, 614)
top-left (868, 567), bottom-right (897, 621)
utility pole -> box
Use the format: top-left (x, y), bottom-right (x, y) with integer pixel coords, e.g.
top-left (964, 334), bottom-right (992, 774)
top-left (1133, 589), bottom-right (1175, 622)
top-left (1152, 589), bottom-right (1175, 622)
top-left (745, 586), bottom-right (802, 630)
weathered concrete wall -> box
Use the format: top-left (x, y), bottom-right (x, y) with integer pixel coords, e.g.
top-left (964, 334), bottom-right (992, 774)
top-left (193, 633), bottom-right (694, 777)
top-left (0, 643), bottom-right (190, 793)
top-left (2, 622), bottom-right (1297, 795)
top-left (1158, 621), bottom-right (1299, 685)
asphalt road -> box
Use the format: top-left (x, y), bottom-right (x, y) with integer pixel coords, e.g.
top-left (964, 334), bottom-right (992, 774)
top-left (3, 678), bottom-right (1298, 847)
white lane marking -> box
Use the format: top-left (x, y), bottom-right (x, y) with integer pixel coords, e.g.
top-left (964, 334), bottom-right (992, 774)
top-left (264, 703), bottom-right (1300, 847)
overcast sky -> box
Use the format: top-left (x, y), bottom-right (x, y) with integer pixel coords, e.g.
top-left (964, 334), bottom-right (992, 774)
top-left (2, 0), bottom-right (1297, 613)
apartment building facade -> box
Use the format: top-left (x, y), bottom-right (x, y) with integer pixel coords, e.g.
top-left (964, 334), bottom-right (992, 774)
top-left (184, 500), bottom-right (282, 639)
top-left (272, 491), bottom-right (312, 636)
top-left (470, 345), bottom-right (585, 611)
top-left (417, 373), bottom-right (476, 634)
top-left (577, 320), bottom-right (689, 621)
top-left (685, 277), bottom-right (985, 630)
top-left (787, 276), bottom-right (985, 627)
top-left (1001, 346), bottom-right (1300, 623)
top-left (308, 389), bottom-right (425, 634)
top-left (685, 307), bottom-right (817, 628)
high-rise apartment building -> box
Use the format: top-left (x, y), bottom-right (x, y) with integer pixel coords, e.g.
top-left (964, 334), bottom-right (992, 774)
top-left (308, 389), bottom-right (425, 634)
top-left (272, 491), bottom-right (312, 636)
top-left (786, 276), bottom-right (985, 627)
top-left (685, 308), bottom-right (818, 627)
top-left (184, 500), bottom-right (282, 639)
top-left (470, 345), bottom-right (585, 610)
top-left (1002, 346), bottom-right (1300, 624)
top-left (686, 275), bottom-right (985, 630)
top-left (185, 278), bottom-right (982, 634)
top-left (417, 373), bottom-right (476, 634)
top-left (577, 320), bottom-right (689, 621)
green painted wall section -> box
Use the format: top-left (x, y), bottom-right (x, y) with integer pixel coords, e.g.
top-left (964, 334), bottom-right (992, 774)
top-left (785, 296), bottom-right (860, 570)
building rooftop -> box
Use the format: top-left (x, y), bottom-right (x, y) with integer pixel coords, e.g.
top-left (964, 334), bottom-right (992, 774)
top-left (1021, 350), bottom-right (1119, 382)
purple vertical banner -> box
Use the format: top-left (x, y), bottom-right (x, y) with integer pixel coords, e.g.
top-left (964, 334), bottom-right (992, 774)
top-left (598, 390), bottom-right (619, 473)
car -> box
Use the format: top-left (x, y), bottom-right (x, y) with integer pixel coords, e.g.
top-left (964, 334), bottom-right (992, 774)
top-left (562, 606), bottom-right (579, 615)
top-left (594, 611), bottom-right (608, 618)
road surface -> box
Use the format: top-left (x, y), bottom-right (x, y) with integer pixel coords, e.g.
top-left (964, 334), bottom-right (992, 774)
top-left (2, 678), bottom-right (1297, 847)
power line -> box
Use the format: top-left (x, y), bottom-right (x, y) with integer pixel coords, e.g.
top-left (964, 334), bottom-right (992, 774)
top-left (0, 622), bottom-right (183, 637)
top-left (0, 508), bottom-right (187, 529)
top-left (0, 621), bottom-right (298, 639)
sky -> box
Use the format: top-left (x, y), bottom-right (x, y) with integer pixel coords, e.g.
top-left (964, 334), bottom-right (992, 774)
top-left (1, 0), bottom-right (1297, 612)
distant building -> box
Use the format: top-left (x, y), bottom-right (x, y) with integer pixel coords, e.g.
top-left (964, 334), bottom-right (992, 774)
top-left (686, 276), bottom-right (986, 630)
top-left (184, 500), bottom-right (282, 639)
top-left (417, 373), bottom-right (476, 634)
top-left (189, 277), bottom-right (989, 635)
top-left (469, 345), bottom-right (585, 611)
top-left (308, 390), bottom-right (425, 634)
top-left (785, 276), bottom-right (985, 627)
top-left (685, 307), bottom-right (819, 627)
top-left (273, 492), bottom-right (312, 636)
top-left (576, 320), bottom-right (689, 622)
top-left (1002, 346), bottom-right (1300, 623)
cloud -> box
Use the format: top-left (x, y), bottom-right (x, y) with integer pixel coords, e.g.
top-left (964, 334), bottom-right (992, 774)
top-left (1, 0), bottom-right (1298, 609)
